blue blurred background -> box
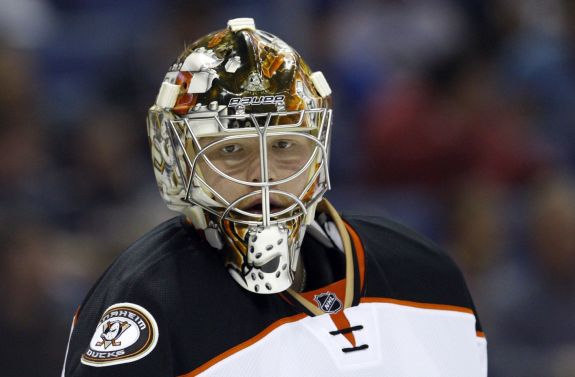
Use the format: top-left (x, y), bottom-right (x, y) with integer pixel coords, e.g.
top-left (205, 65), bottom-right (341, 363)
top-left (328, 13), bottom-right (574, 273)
top-left (1, 0), bottom-right (574, 375)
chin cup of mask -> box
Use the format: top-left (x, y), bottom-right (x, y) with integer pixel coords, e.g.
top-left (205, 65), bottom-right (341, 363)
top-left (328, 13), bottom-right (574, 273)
top-left (227, 224), bottom-right (296, 294)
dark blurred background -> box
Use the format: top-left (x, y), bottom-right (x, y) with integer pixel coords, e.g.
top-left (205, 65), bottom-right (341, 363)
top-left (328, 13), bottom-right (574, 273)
top-left (1, 0), bottom-right (574, 375)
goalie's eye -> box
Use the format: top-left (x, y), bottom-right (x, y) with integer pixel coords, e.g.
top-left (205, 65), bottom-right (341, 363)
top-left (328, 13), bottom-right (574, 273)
top-left (220, 144), bottom-right (243, 154)
top-left (272, 140), bottom-right (295, 150)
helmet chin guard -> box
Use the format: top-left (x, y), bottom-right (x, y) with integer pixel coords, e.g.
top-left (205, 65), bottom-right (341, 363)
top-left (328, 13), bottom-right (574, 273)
top-left (228, 224), bottom-right (296, 294)
top-left (147, 18), bottom-right (333, 294)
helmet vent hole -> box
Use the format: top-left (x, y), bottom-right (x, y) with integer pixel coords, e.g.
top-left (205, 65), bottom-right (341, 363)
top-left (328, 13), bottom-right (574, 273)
top-left (266, 244), bottom-right (273, 251)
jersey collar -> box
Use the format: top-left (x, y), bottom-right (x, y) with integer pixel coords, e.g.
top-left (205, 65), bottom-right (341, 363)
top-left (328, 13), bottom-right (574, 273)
top-left (282, 199), bottom-right (366, 316)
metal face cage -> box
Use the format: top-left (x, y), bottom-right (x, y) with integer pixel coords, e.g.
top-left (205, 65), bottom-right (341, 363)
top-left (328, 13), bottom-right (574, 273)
top-left (166, 108), bottom-right (332, 230)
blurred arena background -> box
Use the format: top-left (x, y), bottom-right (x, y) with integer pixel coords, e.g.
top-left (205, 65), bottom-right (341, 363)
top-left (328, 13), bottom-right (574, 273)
top-left (1, 0), bottom-right (574, 375)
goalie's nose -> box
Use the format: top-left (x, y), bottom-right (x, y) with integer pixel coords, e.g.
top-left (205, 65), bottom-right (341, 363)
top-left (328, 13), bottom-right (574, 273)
top-left (246, 155), bottom-right (277, 184)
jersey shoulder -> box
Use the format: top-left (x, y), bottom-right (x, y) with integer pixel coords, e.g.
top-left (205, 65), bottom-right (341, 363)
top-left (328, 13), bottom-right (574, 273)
top-left (64, 217), bottom-right (229, 375)
top-left (102, 216), bottom-right (198, 284)
top-left (343, 214), bottom-right (478, 314)
top-left (78, 216), bottom-right (224, 311)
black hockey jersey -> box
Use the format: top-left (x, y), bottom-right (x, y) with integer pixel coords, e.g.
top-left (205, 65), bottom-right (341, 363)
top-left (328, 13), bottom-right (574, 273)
top-left (62, 212), bottom-right (487, 377)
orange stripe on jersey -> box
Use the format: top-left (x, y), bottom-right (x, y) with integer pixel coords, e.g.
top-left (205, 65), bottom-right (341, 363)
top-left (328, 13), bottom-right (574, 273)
top-left (329, 310), bottom-right (356, 347)
top-left (476, 331), bottom-right (486, 338)
top-left (343, 221), bottom-right (366, 292)
top-left (360, 297), bottom-right (475, 315)
top-left (72, 306), bottom-right (81, 327)
top-left (179, 313), bottom-right (307, 377)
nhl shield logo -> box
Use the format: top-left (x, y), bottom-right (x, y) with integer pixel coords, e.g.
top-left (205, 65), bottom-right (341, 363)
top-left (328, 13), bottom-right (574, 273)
top-left (313, 291), bottom-right (342, 313)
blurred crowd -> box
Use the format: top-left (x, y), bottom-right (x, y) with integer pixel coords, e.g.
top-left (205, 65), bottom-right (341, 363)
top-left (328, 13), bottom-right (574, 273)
top-left (1, 0), bottom-right (574, 375)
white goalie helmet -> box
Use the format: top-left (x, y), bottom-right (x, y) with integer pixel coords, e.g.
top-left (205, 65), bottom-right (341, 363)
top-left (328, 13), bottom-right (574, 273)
top-left (147, 18), bottom-right (333, 294)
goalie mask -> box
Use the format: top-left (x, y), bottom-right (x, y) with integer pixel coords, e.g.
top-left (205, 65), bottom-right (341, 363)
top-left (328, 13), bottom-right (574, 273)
top-left (147, 18), bottom-right (333, 294)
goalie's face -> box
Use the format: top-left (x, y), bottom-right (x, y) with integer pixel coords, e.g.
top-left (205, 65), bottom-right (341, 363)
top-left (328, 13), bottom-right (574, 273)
top-left (197, 133), bottom-right (316, 216)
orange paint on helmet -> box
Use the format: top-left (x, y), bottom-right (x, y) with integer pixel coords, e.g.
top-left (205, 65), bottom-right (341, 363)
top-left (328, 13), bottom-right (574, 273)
top-left (173, 71), bottom-right (197, 115)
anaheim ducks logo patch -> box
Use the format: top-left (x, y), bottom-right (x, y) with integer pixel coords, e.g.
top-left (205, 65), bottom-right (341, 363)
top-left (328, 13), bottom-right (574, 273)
top-left (81, 303), bottom-right (159, 367)
top-left (314, 291), bottom-right (342, 313)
